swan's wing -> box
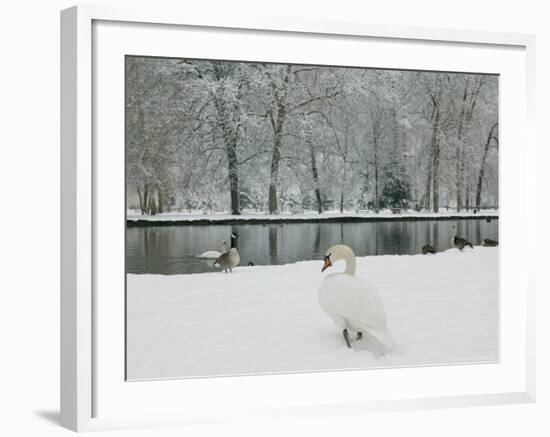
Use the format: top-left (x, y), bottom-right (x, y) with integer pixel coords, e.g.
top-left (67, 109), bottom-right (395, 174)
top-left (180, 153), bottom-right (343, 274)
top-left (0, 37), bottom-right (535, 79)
top-left (320, 274), bottom-right (387, 330)
top-left (197, 250), bottom-right (221, 259)
top-left (365, 327), bottom-right (397, 352)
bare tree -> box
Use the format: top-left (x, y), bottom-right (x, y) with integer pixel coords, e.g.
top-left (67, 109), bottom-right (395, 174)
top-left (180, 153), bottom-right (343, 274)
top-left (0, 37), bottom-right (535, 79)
top-left (125, 58), bottom-right (499, 216)
top-left (476, 122), bottom-right (498, 209)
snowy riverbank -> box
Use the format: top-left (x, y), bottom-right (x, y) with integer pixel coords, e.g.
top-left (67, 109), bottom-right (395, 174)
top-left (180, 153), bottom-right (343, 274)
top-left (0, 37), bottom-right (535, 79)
top-left (126, 247), bottom-right (498, 380)
top-left (127, 209), bottom-right (499, 226)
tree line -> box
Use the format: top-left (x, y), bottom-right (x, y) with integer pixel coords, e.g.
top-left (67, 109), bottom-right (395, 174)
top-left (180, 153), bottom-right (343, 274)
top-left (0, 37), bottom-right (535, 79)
top-left (126, 57), bottom-right (499, 215)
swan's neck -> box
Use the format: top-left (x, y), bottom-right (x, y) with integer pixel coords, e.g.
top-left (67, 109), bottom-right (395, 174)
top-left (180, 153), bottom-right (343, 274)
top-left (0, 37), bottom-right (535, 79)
top-left (343, 252), bottom-right (356, 276)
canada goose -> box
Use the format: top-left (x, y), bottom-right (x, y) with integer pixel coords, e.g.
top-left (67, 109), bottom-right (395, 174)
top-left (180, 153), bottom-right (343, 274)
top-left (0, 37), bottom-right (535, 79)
top-left (453, 235), bottom-right (473, 251)
top-left (482, 238), bottom-right (498, 247)
top-left (319, 245), bottom-right (395, 353)
top-left (197, 240), bottom-right (228, 259)
top-left (214, 233), bottom-right (240, 273)
top-left (422, 244), bottom-right (437, 255)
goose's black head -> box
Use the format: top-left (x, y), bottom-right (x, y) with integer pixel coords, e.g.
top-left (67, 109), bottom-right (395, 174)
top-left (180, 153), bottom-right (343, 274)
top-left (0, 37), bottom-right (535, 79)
top-left (230, 232), bottom-right (239, 248)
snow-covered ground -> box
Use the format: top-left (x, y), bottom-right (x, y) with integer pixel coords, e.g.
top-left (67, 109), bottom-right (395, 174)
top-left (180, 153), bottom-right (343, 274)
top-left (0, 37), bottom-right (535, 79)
top-left (126, 247), bottom-right (498, 380)
top-left (127, 209), bottom-right (499, 223)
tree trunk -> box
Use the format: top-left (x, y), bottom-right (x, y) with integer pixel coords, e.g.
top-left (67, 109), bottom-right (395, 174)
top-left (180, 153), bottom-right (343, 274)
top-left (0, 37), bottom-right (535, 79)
top-left (148, 190), bottom-right (157, 215)
top-left (137, 187), bottom-right (144, 215)
top-left (456, 150), bottom-right (464, 212)
top-left (476, 122), bottom-right (498, 209)
top-left (339, 156), bottom-right (348, 213)
top-left (268, 133), bottom-right (281, 214)
top-left (455, 81), bottom-right (468, 212)
top-left (226, 141), bottom-right (241, 215)
top-left (142, 185), bottom-right (149, 215)
top-left (457, 77), bottom-right (483, 211)
top-left (423, 159), bottom-right (432, 211)
top-left (157, 186), bottom-right (164, 214)
top-left (455, 154), bottom-right (462, 211)
top-left (308, 140), bottom-right (323, 214)
top-left (430, 103), bottom-right (441, 212)
top-left (373, 141), bottom-right (379, 212)
top-left (432, 137), bottom-right (440, 212)
top-left (267, 65), bottom-right (293, 215)
top-left (213, 92), bottom-right (241, 215)
top-left (268, 103), bottom-right (286, 214)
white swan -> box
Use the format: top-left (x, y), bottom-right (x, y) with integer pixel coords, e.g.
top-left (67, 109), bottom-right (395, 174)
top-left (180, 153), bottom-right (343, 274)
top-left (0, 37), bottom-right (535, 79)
top-left (197, 240), bottom-right (228, 259)
top-left (319, 244), bottom-right (395, 353)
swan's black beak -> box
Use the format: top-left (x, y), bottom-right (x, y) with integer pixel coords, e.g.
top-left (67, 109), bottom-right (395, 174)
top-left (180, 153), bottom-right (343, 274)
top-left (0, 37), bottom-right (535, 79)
top-left (321, 255), bottom-right (332, 272)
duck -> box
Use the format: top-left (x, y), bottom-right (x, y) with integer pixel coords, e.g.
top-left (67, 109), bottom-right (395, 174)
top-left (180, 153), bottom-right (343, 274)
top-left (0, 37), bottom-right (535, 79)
top-left (318, 244), bottom-right (395, 353)
top-left (197, 240), bottom-right (228, 259)
top-left (214, 233), bottom-right (240, 273)
top-left (453, 235), bottom-right (473, 251)
top-left (422, 244), bottom-right (437, 255)
top-left (482, 238), bottom-right (498, 247)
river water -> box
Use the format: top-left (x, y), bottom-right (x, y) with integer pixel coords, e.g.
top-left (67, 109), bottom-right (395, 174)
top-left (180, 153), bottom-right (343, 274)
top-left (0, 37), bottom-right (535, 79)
top-left (126, 218), bottom-right (498, 275)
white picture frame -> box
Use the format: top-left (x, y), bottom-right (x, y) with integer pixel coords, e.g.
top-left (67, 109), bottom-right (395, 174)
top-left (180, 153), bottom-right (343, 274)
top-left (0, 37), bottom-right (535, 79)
top-left (60, 5), bottom-right (536, 432)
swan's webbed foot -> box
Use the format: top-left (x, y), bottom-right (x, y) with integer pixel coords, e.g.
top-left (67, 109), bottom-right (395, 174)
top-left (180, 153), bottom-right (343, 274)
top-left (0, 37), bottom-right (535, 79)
top-left (343, 329), bottom-right (352, 348)
top-left (357, 332), bottom-right (363, 341)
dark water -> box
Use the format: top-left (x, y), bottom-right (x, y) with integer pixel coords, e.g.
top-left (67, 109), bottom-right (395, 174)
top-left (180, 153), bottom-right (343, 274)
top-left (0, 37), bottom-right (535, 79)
top-left (126, 219), bottom-right (498, 275)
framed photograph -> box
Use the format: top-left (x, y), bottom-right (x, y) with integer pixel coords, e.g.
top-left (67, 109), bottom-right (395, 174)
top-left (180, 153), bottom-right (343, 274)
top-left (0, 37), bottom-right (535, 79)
top-left (61, 5), bottom-right (536, 431)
